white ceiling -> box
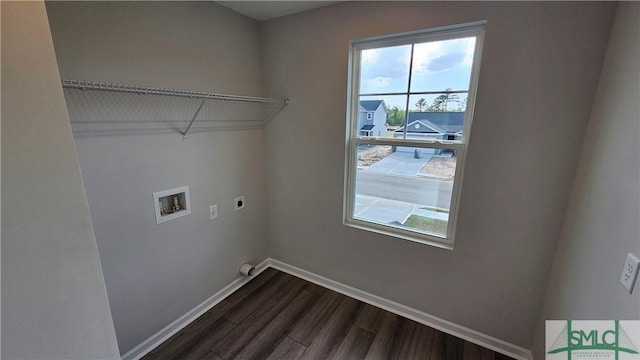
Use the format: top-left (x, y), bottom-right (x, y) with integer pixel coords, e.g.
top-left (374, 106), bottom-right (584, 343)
top-left (216, 1), bottom-right (340, 21)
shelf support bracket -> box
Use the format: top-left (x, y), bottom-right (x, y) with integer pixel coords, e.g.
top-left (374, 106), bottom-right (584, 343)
top-left (181, 99), bottom-right (206, 139)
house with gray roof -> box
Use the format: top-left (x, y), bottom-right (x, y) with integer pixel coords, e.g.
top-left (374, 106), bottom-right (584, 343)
top-left (358, 100), bottom-right (388, 137)
top-left (394, 112), bottom-right (465, 141)
top-left (394, 112), bottom-right (465, 155)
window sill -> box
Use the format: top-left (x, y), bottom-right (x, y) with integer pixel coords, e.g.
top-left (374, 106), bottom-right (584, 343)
top-left (344, 218), bottom-right (454, 251)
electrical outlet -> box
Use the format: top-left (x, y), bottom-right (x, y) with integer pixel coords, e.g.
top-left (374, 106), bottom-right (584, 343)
top-left (620, 253), bottom-right (639, 293)
top-left (209, 204), bottom-right (218, 220)
top-left (234, 196), bottom-right (245, 211)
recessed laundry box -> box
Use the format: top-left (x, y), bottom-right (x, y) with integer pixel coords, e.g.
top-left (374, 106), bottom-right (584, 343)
top-left (153, 186), bottom-right (191, 224)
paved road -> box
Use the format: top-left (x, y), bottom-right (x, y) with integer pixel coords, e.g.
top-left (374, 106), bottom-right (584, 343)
top-left (355, 171), bottom-right (453, 209)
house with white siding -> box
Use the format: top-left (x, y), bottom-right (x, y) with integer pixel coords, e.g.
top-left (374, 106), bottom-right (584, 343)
top-left (358, 100), bottom-right (388, 137)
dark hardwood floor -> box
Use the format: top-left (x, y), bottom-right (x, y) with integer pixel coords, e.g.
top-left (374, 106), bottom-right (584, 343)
top-left (143, 268), bottom-right (515, 360)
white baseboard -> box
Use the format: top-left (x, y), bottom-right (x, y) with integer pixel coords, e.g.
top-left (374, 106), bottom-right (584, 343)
top-left (268, 258), bottom-right (533, 360)
top-left (121, 257), bottom-right (532, 360)
top-left (120, 259), bottom-right (270, 360)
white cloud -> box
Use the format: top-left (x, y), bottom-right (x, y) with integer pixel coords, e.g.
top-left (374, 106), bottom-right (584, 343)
top-left (462, 37), bottom-right (476, 66)
top-left (411, 37), bottom-right (476, 74)
top-left (366, 76), bottom-right (392, 88)
top-left (410, 41), bottom-right (444, 73)
top-left (361, 49), bottom-right (378, 65)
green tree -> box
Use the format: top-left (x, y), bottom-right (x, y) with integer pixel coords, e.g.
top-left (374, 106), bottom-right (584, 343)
top-left (415, 98), bottom-right (427, 111)
top-left (427, 95), bottom-right (448, 111)
top-left (386, 106), bottom-right (406, 126)
top-left (456, 97), bottom-right (467, 111)
top-left (427, 88), bottom-right (461, 112)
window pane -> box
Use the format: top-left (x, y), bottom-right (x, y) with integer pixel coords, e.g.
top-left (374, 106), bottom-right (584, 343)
top-left (354, 144), bottom-right (457, 238)
top-left (410, 37), bottom-right (476, 92)
top-left (397, 94), bottom-right (466, 142)
top-left (409, 93), bottom-right (468, 113)
top-left (358, 95), bottom-right (407, 138)
top-left (360, 45), bottom-right (411, 94)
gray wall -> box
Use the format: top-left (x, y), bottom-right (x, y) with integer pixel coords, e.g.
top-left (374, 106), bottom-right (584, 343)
top-left (261, 1), bottom-right (615, 348)
top-left (532, 2), bottom-right (640, 357)
top-left (1, 1), bottom-right (120, 359)
top-left (45, 1), bottom-right (268, 354)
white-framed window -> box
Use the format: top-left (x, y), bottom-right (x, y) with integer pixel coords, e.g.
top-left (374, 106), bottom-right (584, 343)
top-left (366, 112), bottom-right (373, 121)
top-left (344, 22), bottom-right (485, 249)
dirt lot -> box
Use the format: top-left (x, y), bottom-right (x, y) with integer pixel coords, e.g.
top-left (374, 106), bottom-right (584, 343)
top-left (420, 156), bottom-right (457, 182)
top-left (357, 145), bottom-right (392, 167)
top-left (357, 145), bottom-right (457, 182)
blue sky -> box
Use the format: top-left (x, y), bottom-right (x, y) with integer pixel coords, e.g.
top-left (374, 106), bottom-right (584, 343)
top-left (359, 37), bottom-right (476, 110)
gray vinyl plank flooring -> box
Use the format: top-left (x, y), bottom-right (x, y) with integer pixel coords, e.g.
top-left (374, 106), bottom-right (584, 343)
top-left (331, 325), bottom-right (375, 360)
top-left (397, 320), bottom-right (436, 359)
top-left (225, 268), bottom-right (278, 305)
top-left (177, 318), bottom-right (236, 360)
top-left (301, 281), bottom-right (328, 296)
top-left (430, 330), bottom-right (465, 360)
top-left (233, 289), bottom-right (318, 360)
top-left (223, 272), bottom-right (294, 325)
top-left (364, 312), bottom-right (410, 360)
top-left (212, 276), bottom-right (308, 359)
top-left (354, 303), bottom-right (386, 333)
top-left (142, 268), bottom-right (516, 360)
top-left (265, 337), bottom-right (307, 360)
top-left (143, 301), bottom-right (234, 360)
top-left (463, 341), bottom-right (499, 360)
top-left (288, 290), bottom-right (344, 346)
top-left (299, 297), bottom-right (363, 360)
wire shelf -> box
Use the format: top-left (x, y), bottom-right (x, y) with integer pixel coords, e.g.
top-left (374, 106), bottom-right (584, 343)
top-left (61, 79), bottom-right (289, 137)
